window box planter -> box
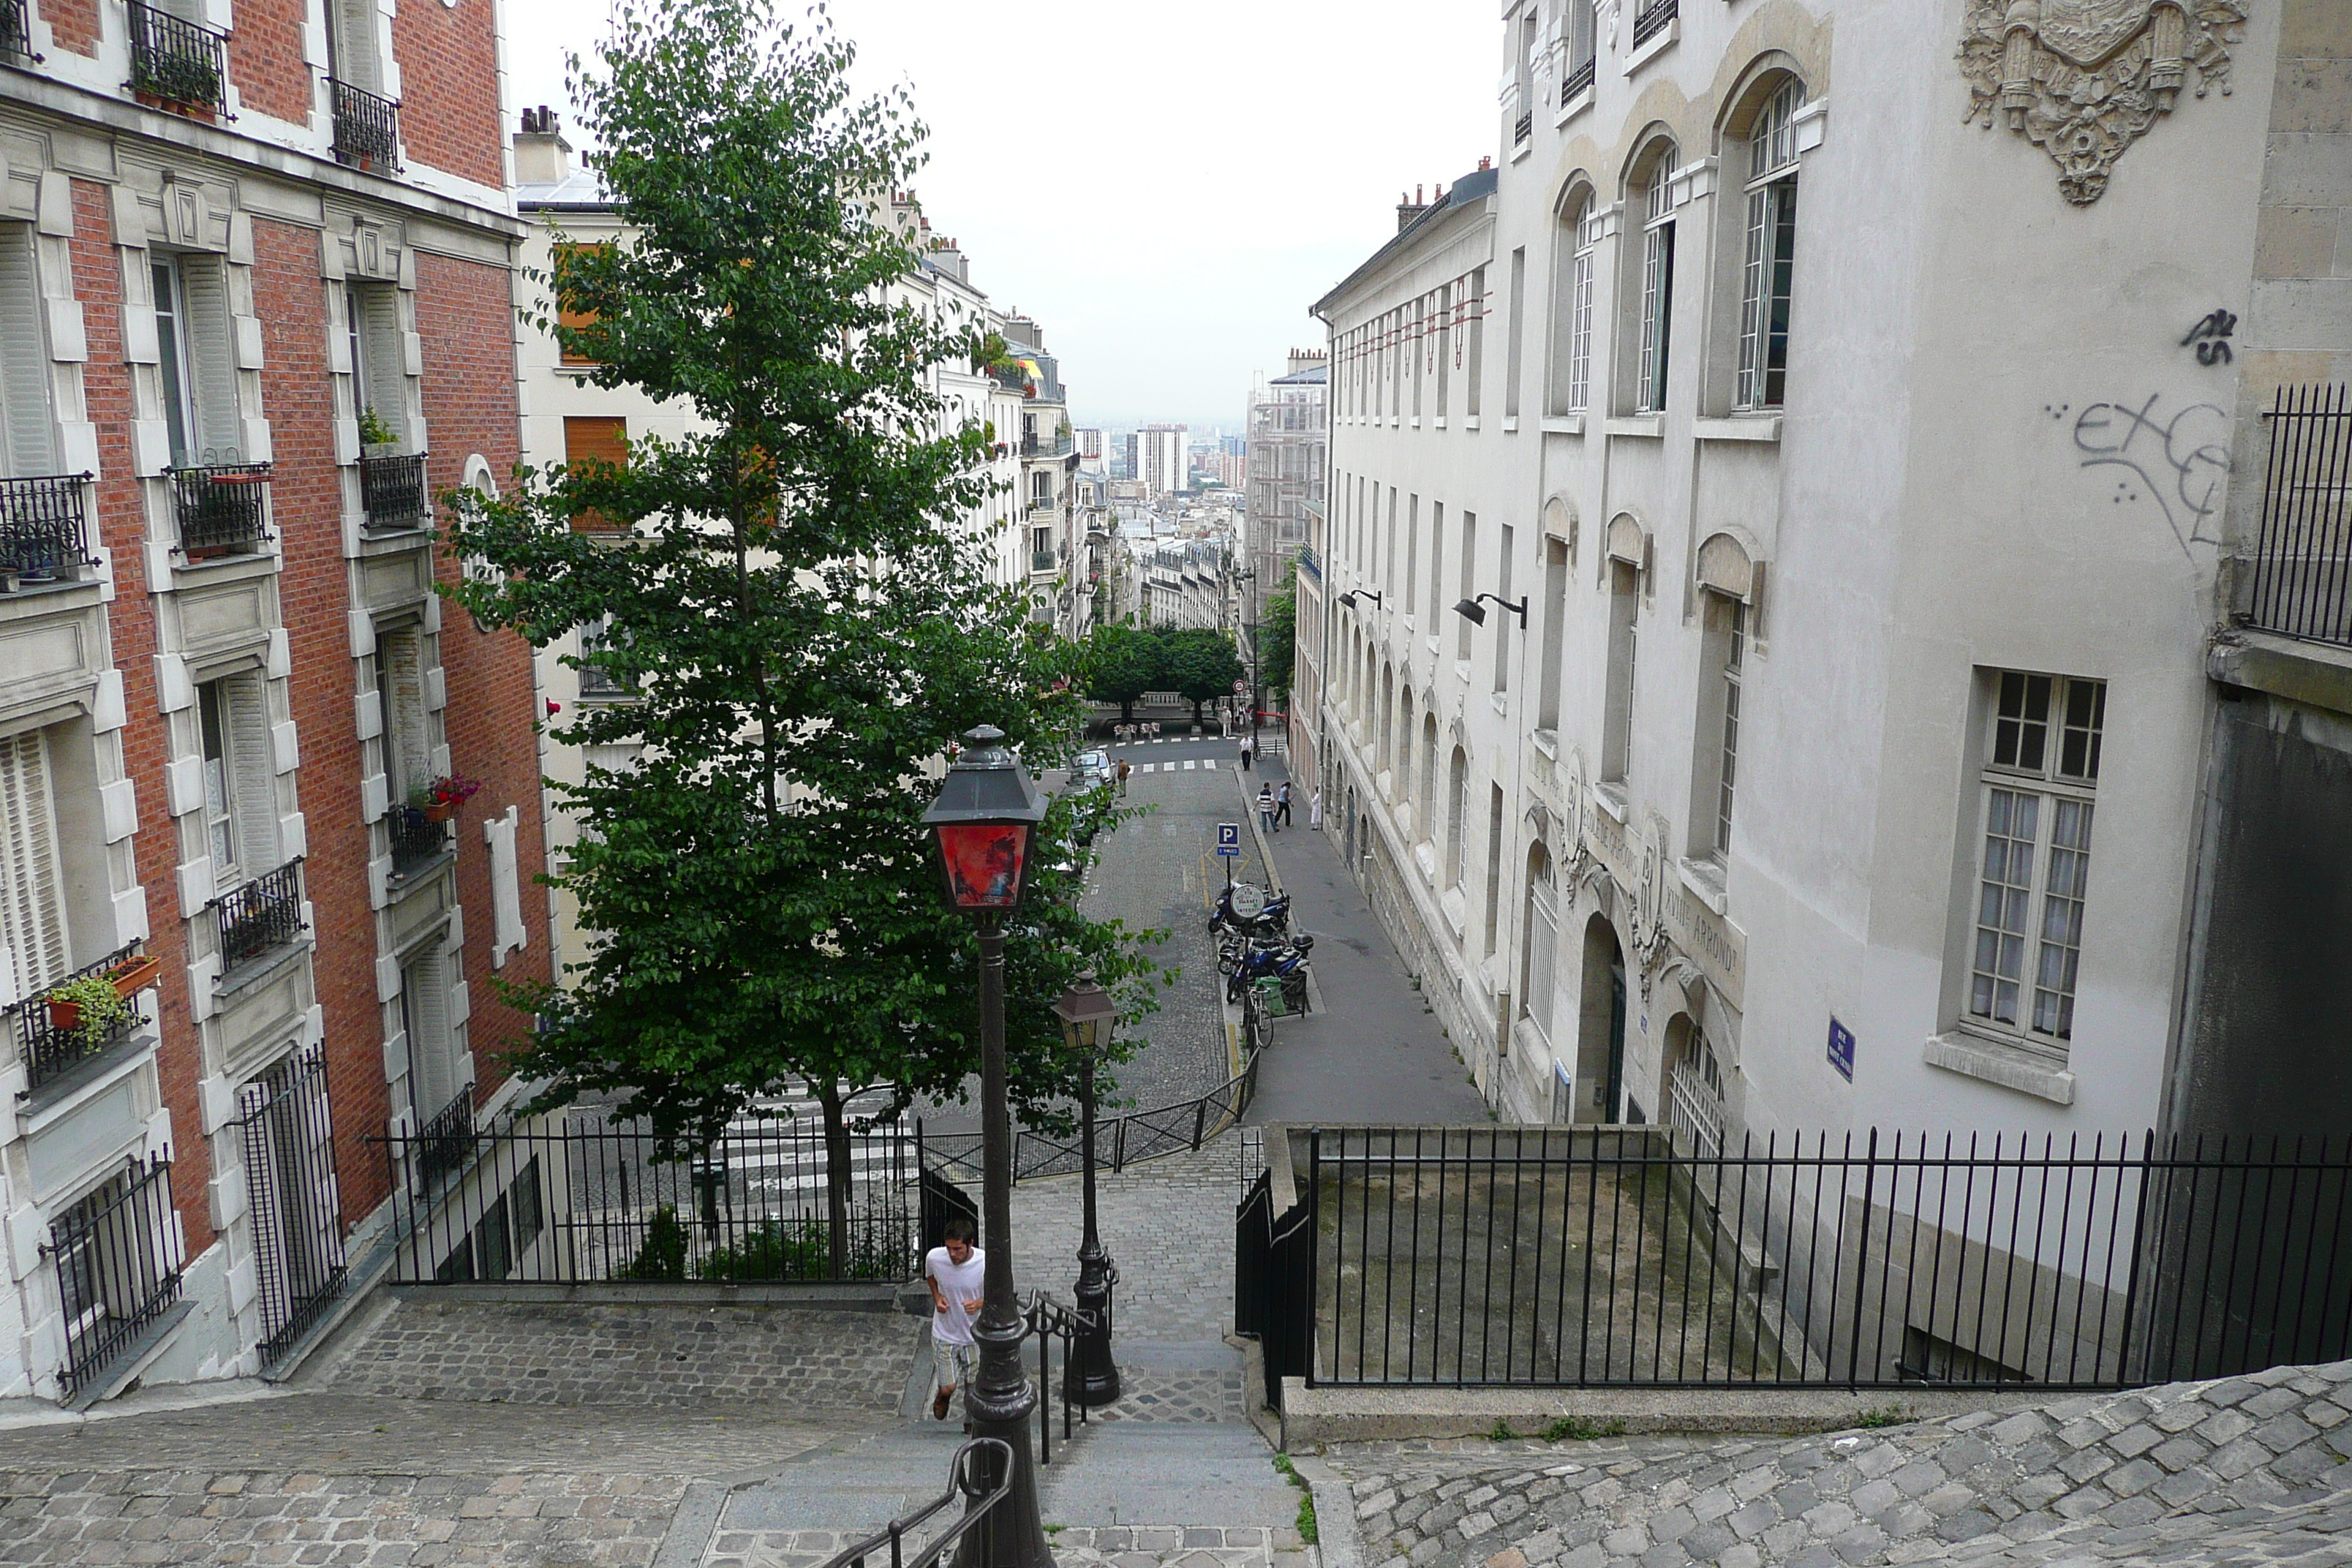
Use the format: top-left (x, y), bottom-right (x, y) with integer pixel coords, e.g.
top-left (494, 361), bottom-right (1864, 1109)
top-left (421, 799), bottom-right (458, 824)
top-left (45, 954), bottom-right (163, 1032)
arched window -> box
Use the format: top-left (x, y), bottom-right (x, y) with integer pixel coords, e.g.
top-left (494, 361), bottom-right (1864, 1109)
top-left (1631, 140), bottom-right (1679, 414)
top-left (1419, 712), bottom-right (1439, 845)
top-left (1737, 78), bottom-right (1804, 410)
top-left (1379, 663), bottom-right (1395, 776)
top-left (1445, 746), bottom-right (1468, 888)
top-left (1548, 189), bottom-right (1601, 416)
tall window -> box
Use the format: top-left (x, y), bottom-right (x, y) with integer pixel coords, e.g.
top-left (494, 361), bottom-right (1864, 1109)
top-left (1634, 147), bottom-right (1678, 415)
top-left (1410, 298), bottom-right (1425, 420)
top-left (1694, 596), bottom-right (1748, 858)
top-left (197, 675), bottom-right (279, 884)
top-left (1445, 747), bottom-right (1468, 889)
top-left (1504, 248), bottom-right (1526, 421)
top-left (1564, 0), bottom-right (1598, 100)
top-left (400, 946), bottom-right (460, 1123)
top-left (1428, 502), bottom-right (1446, 622)
top-left (1522, 846), bottom-right (1558, 1043)
top-left (1465, 268), bottom-right (1485, 418)
top-left (0, 728), bottom-right (68, 1005)
top-left (1493, 523), bottom-right (1515, 695)
top-left (1537, 537), bottom-right (1568, 732)
top-left (1602, 560), bottom-right (1639, 783)
top-left (1434, 282), bottom-right (1452, 414)
top-left (1550, 196), bottom-right (1598, 415)
top-left (0, 223), bottom-right (56, 478)
top-left (1737, 79), bottom-right (1803, 410)
top-left (1455, 512), bottom-right (1478, 660)
top-left (562, 415), bottom-right (627, 532)
top-left (1966, 671), bottom-right (2105, 1054)
top-left (1482, 785), bottom-right (1506, 957)
top-left (152, 255), bottom-right (237, 467)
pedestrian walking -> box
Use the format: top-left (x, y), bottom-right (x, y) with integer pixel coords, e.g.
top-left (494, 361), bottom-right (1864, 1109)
top-left (1310, 786), bottom-right (1322, 832)
top-left (1115, 758), bottom-right (1131, 795)
top-left (1240, 734), bottom-right (1254, 772)
top-left (924, 1216), bottom-right (984, 1421)
top-left (1276, 781), bottom-right (1293, 829)
top-left (1256, 782), bottom-right (1277, 835)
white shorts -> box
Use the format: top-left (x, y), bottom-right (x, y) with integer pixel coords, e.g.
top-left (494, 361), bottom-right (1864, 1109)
top-left (933, 1333), bottom-right (977, 1389)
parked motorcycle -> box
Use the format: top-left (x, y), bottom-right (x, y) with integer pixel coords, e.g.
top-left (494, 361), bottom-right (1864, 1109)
top-left (1219, 930), bottom-right (1313, 1005)
top-left (1210, 881), bottom-right (1291, 939)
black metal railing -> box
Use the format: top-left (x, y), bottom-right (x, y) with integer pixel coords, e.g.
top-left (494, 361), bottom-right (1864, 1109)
top-left (127, 1), bottom-right (228, 114)
top-left (412, 1088), bottom-right (476, 1191)
top-left (1030, 548), bottom-right (1058, 574)
top-left (1, 473), bottom-right (94, 585)
top-left (12, 943), bottom-right (150, 1095)
top-left (235, 1044), bottom-right (348, 1366)
top-left (815, 1440), bottom-right (1014, 1568)
top-left (211, 858), bottom-right (306, 973)
top-left (359, 452), bottom-right (427, 532)
top-left (1513, 110), bottom-right (1532, 145)
top-left (48, 1153), bottom-right (186, 1402)
top-left (389, 804), bottom-right (451, 873)
top-left (378, 1104), bottom-right (919, 1285)
top-left (170, 462), bottom-right (271, 554)
top-left (1238, 1126), bottom-right (2352, 1397)
top-left (2245, 383), bottom-right (2352, 647)
top-left (329, 78), bottom-right (401, 170)
top-left (1562, 54), bottom-right (1596, 103)
top-left (1020, 1289), bottom-right (1113, 1464)
top-left (1632, 0), bottom-right (1678, 48)
top-left (1, 0), bottom-right (38, 64)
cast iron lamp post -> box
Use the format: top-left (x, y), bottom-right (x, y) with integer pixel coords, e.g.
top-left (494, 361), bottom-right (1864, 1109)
top-left (923, 725), bottom-right (1054, 1568)
top-left (1051, 978), bottom-right (1121, 1407)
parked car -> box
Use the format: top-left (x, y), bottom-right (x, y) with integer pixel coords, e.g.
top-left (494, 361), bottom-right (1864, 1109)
top-left (1070, 749), bottom-right (1113, 791)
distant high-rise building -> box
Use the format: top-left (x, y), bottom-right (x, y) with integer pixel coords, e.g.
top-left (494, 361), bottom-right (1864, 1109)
top-left (1077, 428), bottom-right (1106, 466)
top-left (1132, 424), bottom-right (1188, 496)
top-left (1243, 347), bottom-right (1327, 629)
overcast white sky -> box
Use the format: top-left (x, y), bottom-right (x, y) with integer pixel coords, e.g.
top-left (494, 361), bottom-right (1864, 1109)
top-left (501, 1), bottom-right (1500, 431)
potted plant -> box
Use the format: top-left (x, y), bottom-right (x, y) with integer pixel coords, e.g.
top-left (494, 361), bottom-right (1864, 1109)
top-left (359, 406), bottom-right (400, 459)
top-left (133, 53), bottom-right (222, 118)
top-left (414, 774), bottom-right (483, 824)
top-left (45, 971), bottom-right (136, 1045)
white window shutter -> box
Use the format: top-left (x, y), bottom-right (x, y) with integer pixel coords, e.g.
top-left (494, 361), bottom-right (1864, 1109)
top-left (0, 730), bottom-right (69, 999)
top-left (179, 256), bottom-right (243, 463)
top-left (404, 949), bottom-right (455, 1117)
top-left (361, 287), bottom-right (406, 444)
top-left (486, 805), bottom-right (523, 968)
top-left (0, 224), bottom-right (56, 478)
top-left (230, 674), bottom-right (279, 875)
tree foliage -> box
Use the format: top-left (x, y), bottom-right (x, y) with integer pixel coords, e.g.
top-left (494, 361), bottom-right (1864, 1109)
top-left (442, 0), bottom-right (1164, 1270)
top-left (1259, 582), bottom-right (1296, 703)
top-left (1082, 622), bottom-right (1162, 720)
top-left (1161, 628), bottom-right (1245, 723)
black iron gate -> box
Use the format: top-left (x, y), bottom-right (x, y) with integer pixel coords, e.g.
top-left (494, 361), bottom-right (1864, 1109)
top-left (234, 1044), bottom-right (347, 1365)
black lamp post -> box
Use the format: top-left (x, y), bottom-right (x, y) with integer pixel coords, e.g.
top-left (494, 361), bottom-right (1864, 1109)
top-left (1051, 978), bottom-right (1121, 1407)
top-left (923, 725), bottom-right (1055, 1568)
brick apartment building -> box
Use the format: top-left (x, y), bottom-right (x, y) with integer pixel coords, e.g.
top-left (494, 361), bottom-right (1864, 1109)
top-left (0, 0), bottom-right (547, 1404)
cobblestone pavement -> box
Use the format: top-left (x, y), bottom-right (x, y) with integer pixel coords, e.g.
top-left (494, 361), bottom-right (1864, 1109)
top-left (328, 1300), bottom-right (921, 1412)
top-left (1329, 1360), bottom-right (2352, 1568)
top-left (710, 1521), bottom-right (1311, 1568)
top-left (1009, 1139), bottom-right (1248, 1350)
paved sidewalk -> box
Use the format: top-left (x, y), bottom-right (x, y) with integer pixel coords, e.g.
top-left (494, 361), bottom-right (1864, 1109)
top-left (1235, 750), bottom-right (1488, 1128)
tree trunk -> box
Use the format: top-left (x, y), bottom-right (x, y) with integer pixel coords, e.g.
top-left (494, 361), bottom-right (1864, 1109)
top-left (816, 1079), bottom-right (851, 1277)
top-left (1119, 698), bottom-right (1134, 721)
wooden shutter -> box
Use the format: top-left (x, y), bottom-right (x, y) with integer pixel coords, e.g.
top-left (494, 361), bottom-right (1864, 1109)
top-left (378, 627), bottom-right (428, 800)
top-left (554, 245), bottom-right (606, 367)
top-left (404, 949), bottom-right (456, 1117)
top-left (230, 674), bottom-right (279, 876)
top-left (359, 284), bottom-right (407, 444)
top-left (0, 225), bottom-right (55, 479)
top-left (562, 416), bottom-right (627, 532)
top-left (178, 256), bottom-right (244, 463)
top-left (0, 729), bottom-right (69, 1005)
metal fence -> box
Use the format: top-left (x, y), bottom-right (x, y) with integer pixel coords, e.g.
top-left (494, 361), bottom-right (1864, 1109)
top-left (330, 78), bottom-right (402, 170)
top-left (48, 1153), bottom-right (185, 1402)
top-left (360, 452), bottom-right (428, 532)
top-left (212, 858), bottom-right (306, 973)
top-left (170, 462), bottom-right (272, 553)
top-left (127, 1), bottom-right (228, 113)
top-left (2246, 383), bottom-right (2352, 647)
top-left (14, 941), bottom-right (146, 1096)
top-left (1237, 1126), bottom-right (2352, 1397)
top-left (0, 472), bottom-right (94, 585)
top-left (235, 1045), bottom-right (348, 1366)
top-left (380, 1107), bottom-right (921, 1286)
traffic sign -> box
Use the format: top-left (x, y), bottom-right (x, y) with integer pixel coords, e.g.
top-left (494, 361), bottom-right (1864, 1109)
top-left (1233, 679), bottom-right (1247, 694)
top-left (1217, 823), bottom-right (1240, 849)
top-left (1228, 883), bottom-right (1266, 918)
top-left (1215, 845), bottom-right (1242, 858)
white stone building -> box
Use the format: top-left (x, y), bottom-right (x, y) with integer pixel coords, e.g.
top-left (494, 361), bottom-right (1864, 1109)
top-left (1307, 0), bottom-right (2349, 1158)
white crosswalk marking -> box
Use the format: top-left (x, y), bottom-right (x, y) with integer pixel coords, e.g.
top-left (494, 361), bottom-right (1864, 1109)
top-left (1137, 763), bottom-right (1153, 774)
top-left (1203, 759), bottom-right (1216, 769)
top-left (1183, 759), bottom-right (1196, 770)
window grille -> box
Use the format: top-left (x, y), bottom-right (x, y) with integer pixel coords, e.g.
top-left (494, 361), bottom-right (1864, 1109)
top-left (235, 1044), bottom-right (347, 1365)
top-left (48, 1153), bottom-right (185, 1401)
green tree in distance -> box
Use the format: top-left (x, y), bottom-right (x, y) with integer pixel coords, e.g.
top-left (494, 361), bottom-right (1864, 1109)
top-left (1259, 581), bottom-right (1296, 704)
top-left (1161, 627), bottom-right (1245, 726)
top-left (444, 0), bottom-right (1164, 1272)
top-left (1084, 621), bottom-right (1163, 721)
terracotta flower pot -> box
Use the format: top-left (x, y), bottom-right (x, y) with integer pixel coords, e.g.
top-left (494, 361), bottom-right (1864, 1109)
top-left (108, 955), bottom-right (165, 998)
top-left (47, 997), bottom-right (80, 1031)
top-left (423, 800), bottom-right (459, 823)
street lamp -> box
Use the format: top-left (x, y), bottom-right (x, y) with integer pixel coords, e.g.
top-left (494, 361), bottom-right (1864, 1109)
top-left (922, 725), bottom-right (1055, 1568)
top-left (1051, 977), bottom-right (1121, 1407)
top-left (1452, 592), bottom-right (1528, 627)
top-left (1337, 589), bottom-right (1384, 611)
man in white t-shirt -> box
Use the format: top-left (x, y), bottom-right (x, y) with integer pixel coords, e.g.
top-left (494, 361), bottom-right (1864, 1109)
top-left (924, 1217), bottom-right (986, 1420)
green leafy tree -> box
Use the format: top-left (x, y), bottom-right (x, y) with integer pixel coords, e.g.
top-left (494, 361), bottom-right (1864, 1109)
top-left (445, 0), bottom-right (1163, 1273)
top-left (1161, 627), bottom-right (1245, 725)
top-left (1259, 582), bottom-right (1296, 704)
top-left (1085, 621), bottom-right (1163, 721)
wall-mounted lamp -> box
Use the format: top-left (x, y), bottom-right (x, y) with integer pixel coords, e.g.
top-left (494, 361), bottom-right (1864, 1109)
top-left (1453, 593), bottom-right (1528, 628)
top-left (1337, 589), bottom-right (1385, 611)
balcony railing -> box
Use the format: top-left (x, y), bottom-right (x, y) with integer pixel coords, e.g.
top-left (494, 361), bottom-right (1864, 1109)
top-left (390, 804), bottom-right (452, 875)
top-left (14, 943), bottom-right (154, 1096)
top-left (329, 78), bottom-right (401, 170)
top-left (1, 0), bottom-right (38, 64)
top-left (1562, 54), bottom-right (1596, 104)
top-left (127, 1), bottom-right (229, 116)
top-left (211, 858), bottom-right (306, 973)
top-left (1296, 545), bottom-right (1321, 582)
top-left (48, 1153), bottom-right (186, 1403)
top-left (2245, 383), bottom-right (2352, 648)
top-left (0, 473), bottom-right (96, 587)
top-left (1631, 0), bottom-right (1678, 48)
top-left (170, 462), bottom-right (271, 555)
top-left (1022, 431), bottom-right (1074, 459)
top-left (1513, 110), bottom-right (1532, 146)
top-left (413, 1088), bottom-right (475, 1189)
top-left (360, 452), bottom-right (428, 532)
top-left (1030, 549), bottom-right (1058, 574)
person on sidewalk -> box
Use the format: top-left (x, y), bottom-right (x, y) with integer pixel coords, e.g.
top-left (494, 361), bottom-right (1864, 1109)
top-left (1275, 780), bottom-right (1293, 829)
top-left (1256, 781), bottom-right (1277, 834)
top-left (1310, 786), bottom-right (1322, 832)
top-left (1115, 758), bottom-right (1131, 795)
top-left (1240, 734), bottom-right (1254, 772)
top-left (925, 1217), bottom-right (984, 1420)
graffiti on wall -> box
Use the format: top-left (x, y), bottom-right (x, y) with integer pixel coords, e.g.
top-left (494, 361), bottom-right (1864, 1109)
top-left (2182, 309), bottom-right (2237, 366)
top-left (2046, 394), bottom-right (2231, 559)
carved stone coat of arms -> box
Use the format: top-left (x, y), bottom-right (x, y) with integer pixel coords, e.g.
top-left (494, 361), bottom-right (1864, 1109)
top-left (1958, 0), bottom-right (2245, 206)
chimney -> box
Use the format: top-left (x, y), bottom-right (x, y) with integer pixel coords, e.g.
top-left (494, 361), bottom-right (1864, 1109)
top-left (1396, 186), bottom-right (1433, 233)
top-left (513, 105), bottom-right (572, 185)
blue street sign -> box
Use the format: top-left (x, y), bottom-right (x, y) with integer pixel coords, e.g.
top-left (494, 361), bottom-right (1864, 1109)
top-left (1216, 845), bottom-right (1242, 858)
top-left (1827, 1017), bottom-right (1855, 1082)
top-left (1218, 823), bottom-right (1240, 849)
